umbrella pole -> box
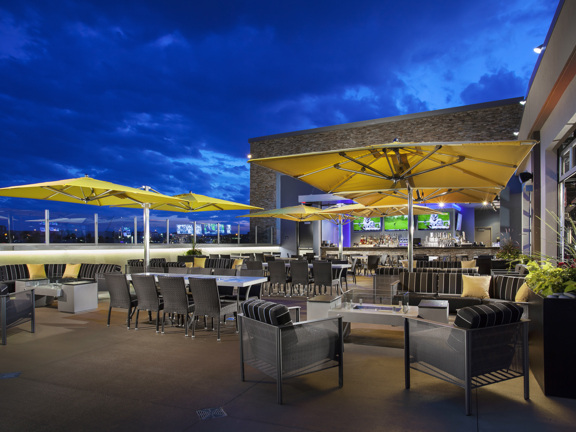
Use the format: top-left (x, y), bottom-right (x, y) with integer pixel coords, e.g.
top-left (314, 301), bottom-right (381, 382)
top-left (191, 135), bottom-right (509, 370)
top-left (144, 187), bottom-right (151, 272)
top-left (296, 222), bottom-right (300, 256)
top-left (407, 185), bottom-right (414, 272)
top-left (338, 214), bottom-right (343, 260)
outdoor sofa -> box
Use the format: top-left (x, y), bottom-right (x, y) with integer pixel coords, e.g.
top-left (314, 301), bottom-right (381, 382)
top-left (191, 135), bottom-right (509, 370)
top-left (0, 263), bottom-right (121, 293)
top-left (391, 272), bottom-right (528, 315)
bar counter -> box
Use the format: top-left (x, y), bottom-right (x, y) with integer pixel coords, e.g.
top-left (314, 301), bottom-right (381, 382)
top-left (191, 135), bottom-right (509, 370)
top-left (321, 246), bottom-right (499, 260)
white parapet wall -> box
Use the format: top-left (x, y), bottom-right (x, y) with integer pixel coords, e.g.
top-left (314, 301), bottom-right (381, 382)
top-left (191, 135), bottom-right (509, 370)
top-left (0, 244), bottom-right (282, 267)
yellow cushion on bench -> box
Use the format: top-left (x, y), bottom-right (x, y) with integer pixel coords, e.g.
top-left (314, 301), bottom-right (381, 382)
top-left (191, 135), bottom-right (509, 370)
top-left (185, 262), bottom-right (194, 268)
top-left (63, 263), bottom-right (81, 278)
top-left (194, 257), bottom-right (206, 268)
top-left (461, 275), bottom-right (491, 299)
top-left (515, 283), bottom-right (532, 302)
top-left (461, 260), bottom-right (477, 268)
top-left (233, 259), bottom-right (244, 268)
top-left (27, 263), bottom-right (46, 279)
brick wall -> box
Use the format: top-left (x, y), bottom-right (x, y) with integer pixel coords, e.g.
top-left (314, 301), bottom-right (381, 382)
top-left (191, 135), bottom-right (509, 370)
top-left (249, 102), bottom-right (523, 234)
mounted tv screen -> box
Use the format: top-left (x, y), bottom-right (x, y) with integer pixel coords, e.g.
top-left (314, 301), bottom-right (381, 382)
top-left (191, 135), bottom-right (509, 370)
top-left (177, 224), bottom-right (194, 235)
top-left (417, 212), bottom-right (450, 230)
top-left (384, 215), bottom-right (408, 231)
top-left (352, 217), bottom-right (381, 232)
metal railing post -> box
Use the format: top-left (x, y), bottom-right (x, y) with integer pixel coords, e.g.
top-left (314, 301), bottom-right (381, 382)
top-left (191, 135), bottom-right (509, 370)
top-left (45, 209), bottom-right (49, 244)
top-left (238, 223), bottom-right (240, 244)
top-left (255, 226), bottom-right (258, 244)
top-left (194, 221), bottom-right (197, 244)
top-left (217, 223), bottom-right (220, 244)
top-left (166, 218), bottom-right (169, 244)
top-left (134, 217), bottom-right (137, 244)
top-left (95, 213), bottom-right (98, 244)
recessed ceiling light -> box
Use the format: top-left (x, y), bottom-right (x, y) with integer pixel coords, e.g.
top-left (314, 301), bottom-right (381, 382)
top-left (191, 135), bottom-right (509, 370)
top-left (534, 44), bottom-right (544, 54)
top-left (513, 132), bottom-right (519, 136)
top-left (482, 201), bottom-right (488, 206)
top-left (247, 154), bottom-right (252, 159)
top-left (519, 100), bottom-right (526, 105)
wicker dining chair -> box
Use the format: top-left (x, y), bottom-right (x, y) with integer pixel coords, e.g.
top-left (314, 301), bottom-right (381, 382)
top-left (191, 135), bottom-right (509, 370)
top-left (213, 268), bottom-right (237, 297)
top-left (187, 267), bottom-right (212, 275)
top-left (246, 261), bottom-right (264, 270)
top-left (290, 260), bottom-right (314, 297)
top-left (268, 260), bottom-right (292, 296)
top-left (105, 274), bottom-right (137, 329)
top-left (312, 262), bottom-right (341, 295)
top-left (157, 276), bottom-right (195, 337)
top-left (131, 274), bottom-right (164, 333)
top-left (189, 278), bottom-right (238, 340)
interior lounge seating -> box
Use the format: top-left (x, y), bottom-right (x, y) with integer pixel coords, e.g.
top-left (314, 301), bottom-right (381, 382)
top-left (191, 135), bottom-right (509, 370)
top-left (404, 302), bottom-right (529, 415)
top-left (239, 298), bottom-right (343, 404)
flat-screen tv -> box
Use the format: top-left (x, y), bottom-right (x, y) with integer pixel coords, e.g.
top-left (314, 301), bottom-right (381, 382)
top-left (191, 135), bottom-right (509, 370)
top-left (353, 217), bottom-right (382, 231)
top-left (456, 213), bottom-right (462, 231)
top-left (417, 212), bottom-right (450, 230)
top-left (177, 224), bottom-right (195, 235)
top-left (384, 215), bottom-right (408, 231)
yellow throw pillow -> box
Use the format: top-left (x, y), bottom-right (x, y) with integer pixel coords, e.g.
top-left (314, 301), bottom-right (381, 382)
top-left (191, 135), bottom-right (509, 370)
top-left (461, 260), bottom-right (477, 269)
top-left (27, 263), bottom-right (47, 279)
top-left (461, 275), bottom-right (491, 299)
top-left (194, 257), bottom-right (206, 268)
top-left (515, 283), bottom-right (532, 302)
top-left (400, 260), bottom-right (416, 268)
top-left (63, 263), bottom-right (81, 278)
top-left (233, 259), bottom-right (244, 268)
top-left (185, 262), bottom-right (194, 268)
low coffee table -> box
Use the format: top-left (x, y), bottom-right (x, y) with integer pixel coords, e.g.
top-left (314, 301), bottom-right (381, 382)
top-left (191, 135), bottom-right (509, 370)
top-left (56, 281), bottom-right (98, 313)
top-left (328, 303), bottom-right (419, 327)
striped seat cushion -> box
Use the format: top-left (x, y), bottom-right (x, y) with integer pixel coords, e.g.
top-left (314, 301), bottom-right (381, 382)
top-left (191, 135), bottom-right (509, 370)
top-left (96, 264), bottom-right (121, 275)
top-left (437, 273), bottom-right (464, 295)
top-left (401, 272), bottom-right (437, 294)
top-left (454, 302), bottom-right (523, 329)
top-left (242, 298), bottom-right (293, 326)
top-left (166, 262), bottom-right (186, 268)
top-left (492, 275), bottom-right (526, 301)
top-left (45, 264), bottom-right (66, 279)
top-left (78, 263), bottom-right (99, 279)
top-left (415, 268), bottom-right (440, 273)
top-left (376, 267), bottom-right (406, 275)
top-left (127, 260), bottom-right (144, 267)
top-left (0, 264), bottom-right (30, 282)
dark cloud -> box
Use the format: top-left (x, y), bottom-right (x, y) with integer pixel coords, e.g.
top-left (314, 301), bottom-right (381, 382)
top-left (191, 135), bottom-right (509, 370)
top-left (460, 68), bottom-right (527, 105)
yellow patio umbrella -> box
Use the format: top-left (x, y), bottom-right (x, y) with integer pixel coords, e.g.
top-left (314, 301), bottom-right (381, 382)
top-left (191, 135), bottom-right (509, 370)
top-left (113, 191), bottom-right (261, 213)
top-left (249, 140), bottom-right (537, 270)
top-left (318, 204), bottom-right (442, 258)
top-left (337, 187), bottom-right (499, 207)
top-left (0, 176), bottom-right (212, 270)
top-left (237, 205), bottom-right (348, 255)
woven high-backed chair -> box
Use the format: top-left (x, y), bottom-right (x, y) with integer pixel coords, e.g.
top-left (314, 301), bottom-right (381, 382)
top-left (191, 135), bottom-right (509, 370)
top-left (105, 274), bottom-right (137, 329)
top-left (312, 262), bottom-right (341, 295)
top-left (131, 274), bottom-right (163, 333)
top-left (290, 260), bottom-right (314, 297)
top-left (268, 261), bottom-right (292, 296)
top-left (187, 267), bottom-right (212, 275)
top-left (213, 268), bottom-right (237, 297)
top-left (364, 255), bottom-right (380, 275)
top-left (157, 276), bottom-right (195, 337)
top-left (246, 261), bottom-right (264, 270)
top-left (189, 278), bottom-right (238, 341)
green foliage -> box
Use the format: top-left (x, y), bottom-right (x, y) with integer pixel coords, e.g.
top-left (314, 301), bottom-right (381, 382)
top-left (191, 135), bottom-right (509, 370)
top-left (496, 235), bottom-right (521, 261)
top-left (525, 260), bottom-right (576, 296)
top-left (184, 241), bottom-right (202, 256)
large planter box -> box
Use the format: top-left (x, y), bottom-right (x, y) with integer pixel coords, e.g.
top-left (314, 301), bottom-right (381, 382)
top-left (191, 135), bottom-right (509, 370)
top-left (528, 289), bottom-right (576, 398)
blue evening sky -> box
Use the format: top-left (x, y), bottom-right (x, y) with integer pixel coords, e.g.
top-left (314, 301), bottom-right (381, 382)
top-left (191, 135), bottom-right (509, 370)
top-left (0, 0), bottom-right (559, 227)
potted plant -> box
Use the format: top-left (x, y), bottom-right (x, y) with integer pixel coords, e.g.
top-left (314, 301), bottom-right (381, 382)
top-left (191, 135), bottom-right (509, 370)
top-left (525, 212), bottom-right (576, 399)
top-left (177, 241), bottom-right (203, 263)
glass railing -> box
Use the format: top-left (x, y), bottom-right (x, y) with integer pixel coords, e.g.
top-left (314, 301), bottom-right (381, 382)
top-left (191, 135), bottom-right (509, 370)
top-left (0, 209), bottom-right (276, 245)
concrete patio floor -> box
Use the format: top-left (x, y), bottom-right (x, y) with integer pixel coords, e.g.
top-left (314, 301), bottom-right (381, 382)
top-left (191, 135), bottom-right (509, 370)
top-left (1, 275), bottom-right (576, 431)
